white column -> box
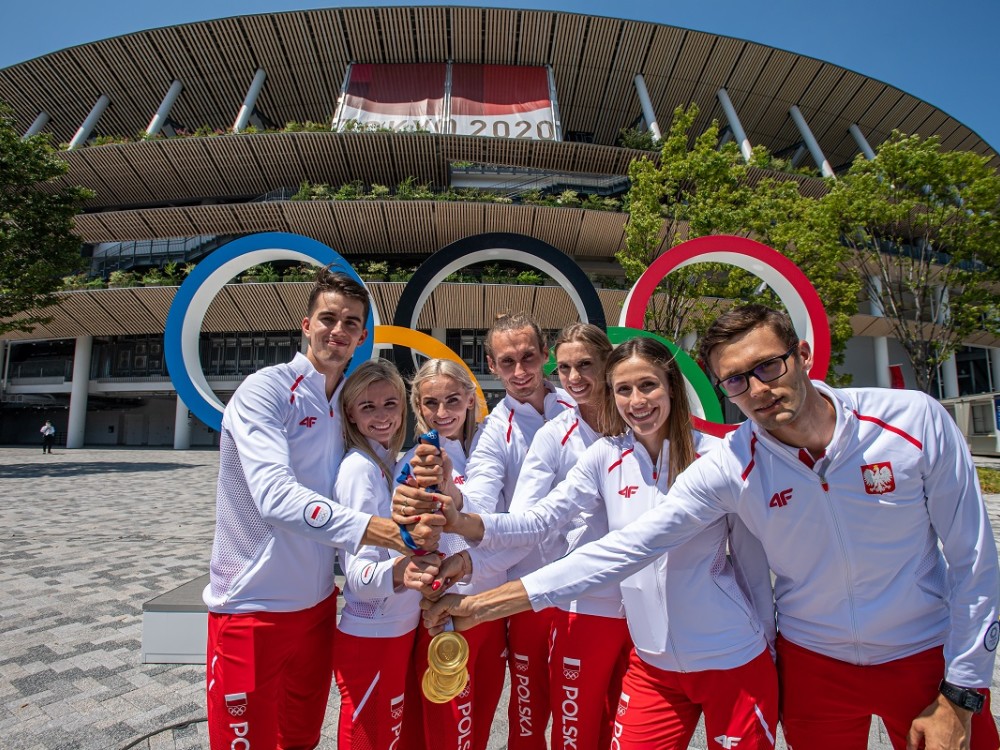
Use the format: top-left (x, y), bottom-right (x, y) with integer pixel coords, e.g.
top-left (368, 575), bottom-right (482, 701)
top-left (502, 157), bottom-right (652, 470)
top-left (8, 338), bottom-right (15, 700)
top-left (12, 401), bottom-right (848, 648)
top-left (789, 105), bottom-right (834, 178)
top-left (66, 335), bottom-right (93, 448)
top-left (990, 348), bottom-right (1000, 393)
top-left (940, 355), bottom-right (959, 399)
top-left (849, 123), bottom-right (876, 160)
top-left (1, 340), bottom-right (9, 391)
top-left (633, 74), bottom-right (661, 142)
top-left (991, 348), bottom-right (1000, 455)
top-left (173, 394), bottom-right (191, 450)
top-left (680, 331), bottom-right (697, 353)
top-left (22, 111), bottom-right (50, 139)
top-left (716, 88), bottom-right (752, 163)
top-left (232, 69), bottom-right (266, 133)
top-left (300, 333), bottom-right (309, 354)
top-left (431, 327), bottom-right (447, 344)
top-left (868, 274), bottom-right (891, 387)
top-left (872, 337), bottom-right (891, 389)
top-left (68, 95), bottom-right (110, 150)
top-left (146, 80), bottom-right (183, 137)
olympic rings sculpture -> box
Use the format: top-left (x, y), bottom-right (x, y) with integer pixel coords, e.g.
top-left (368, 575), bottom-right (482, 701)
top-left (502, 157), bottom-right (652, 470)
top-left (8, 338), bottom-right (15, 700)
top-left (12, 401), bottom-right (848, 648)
top-left (164, 231), bottom-right (829, 434)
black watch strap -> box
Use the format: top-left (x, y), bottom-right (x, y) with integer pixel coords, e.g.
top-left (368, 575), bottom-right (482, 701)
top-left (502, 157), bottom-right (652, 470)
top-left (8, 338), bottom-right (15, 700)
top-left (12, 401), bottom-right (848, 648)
top-left (939, 680), bottom-right (985, 714)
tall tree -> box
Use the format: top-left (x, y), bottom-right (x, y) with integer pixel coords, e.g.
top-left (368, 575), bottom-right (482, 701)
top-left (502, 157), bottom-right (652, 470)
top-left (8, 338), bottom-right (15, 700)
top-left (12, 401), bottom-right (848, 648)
top-left (619, 104), bottom-right (859, 375)
top-left (0, 104), bottom-right (93, 335)
top-left (816, 131), bottom-right (1000, 393)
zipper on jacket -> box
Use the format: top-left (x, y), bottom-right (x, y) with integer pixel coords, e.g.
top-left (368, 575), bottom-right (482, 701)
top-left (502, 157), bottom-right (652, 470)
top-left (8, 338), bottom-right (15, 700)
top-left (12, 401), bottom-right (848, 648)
top-left (819, 475), bottom-right (863, 663)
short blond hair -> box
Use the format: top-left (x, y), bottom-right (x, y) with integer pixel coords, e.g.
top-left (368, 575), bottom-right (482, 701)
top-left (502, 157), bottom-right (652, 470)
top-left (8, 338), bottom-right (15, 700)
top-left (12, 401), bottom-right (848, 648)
top-left (410, 359), bottom-right (482, 455)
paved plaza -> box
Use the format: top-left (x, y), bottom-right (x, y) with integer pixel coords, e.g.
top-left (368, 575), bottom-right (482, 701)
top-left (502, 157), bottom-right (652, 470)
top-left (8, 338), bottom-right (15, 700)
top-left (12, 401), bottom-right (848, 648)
top-left (1, 446), bottom-right (1000, 749)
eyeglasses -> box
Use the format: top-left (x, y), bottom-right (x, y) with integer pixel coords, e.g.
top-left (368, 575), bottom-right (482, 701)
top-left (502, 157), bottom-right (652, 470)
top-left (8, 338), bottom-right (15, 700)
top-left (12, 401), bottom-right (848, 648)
top-left (715, 346), bottom-right (798, 398)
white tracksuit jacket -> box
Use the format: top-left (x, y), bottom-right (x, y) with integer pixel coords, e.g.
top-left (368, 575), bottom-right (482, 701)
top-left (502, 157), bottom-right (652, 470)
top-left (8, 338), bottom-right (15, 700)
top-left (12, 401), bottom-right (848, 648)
top-left (513, 383), bottom-right (999, 686)
top-left (461, 383), bottom-right (574, 515)
top-left (204, 353), bottom-right (371, 613)
top-left (337, 442), bottom-right (421, 638)
top-left (468, 407), bottom-right (622, 615)
top-left (476, 429), bottom-right (773, 672)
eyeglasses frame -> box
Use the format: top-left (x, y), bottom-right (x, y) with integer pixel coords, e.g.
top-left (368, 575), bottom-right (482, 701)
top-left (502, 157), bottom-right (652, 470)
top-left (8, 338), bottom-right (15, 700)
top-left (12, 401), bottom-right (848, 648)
top-left (714, 344), bottom-right (800, 398)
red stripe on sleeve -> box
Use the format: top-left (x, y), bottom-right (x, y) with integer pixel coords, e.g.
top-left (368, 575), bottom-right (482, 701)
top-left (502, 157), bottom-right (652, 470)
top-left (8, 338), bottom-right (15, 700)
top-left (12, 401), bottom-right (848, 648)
top-left (289, 374), bottom-right (305, 404)
top-left (561, 419), bottom-right (580, 446)
top-left (607, 447), bottom-right (634, 472)
top-left (741, 433), bottom-right (759, 481)
top-left (853, 410), bottom-right (923, 450)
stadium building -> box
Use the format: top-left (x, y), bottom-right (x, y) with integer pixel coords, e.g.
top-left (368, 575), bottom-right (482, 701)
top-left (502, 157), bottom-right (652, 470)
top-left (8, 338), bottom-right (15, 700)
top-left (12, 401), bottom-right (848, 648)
top-left (1, 6), bottom-right (998, 451)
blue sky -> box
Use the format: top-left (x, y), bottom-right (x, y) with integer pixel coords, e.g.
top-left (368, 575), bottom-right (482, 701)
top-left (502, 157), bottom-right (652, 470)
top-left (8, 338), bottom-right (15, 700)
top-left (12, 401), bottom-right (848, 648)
top-left (2, 0), bottom-right (998, 151)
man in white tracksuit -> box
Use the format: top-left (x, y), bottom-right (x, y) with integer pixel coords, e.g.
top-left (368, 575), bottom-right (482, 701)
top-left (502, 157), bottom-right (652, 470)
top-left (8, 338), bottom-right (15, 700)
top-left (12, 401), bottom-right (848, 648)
top-left (423, 304), bottom-right (1000, 750)
top-left (435, 312), bottom-right (573, 750)
top-left (203, 269), bottom-right (443, 750)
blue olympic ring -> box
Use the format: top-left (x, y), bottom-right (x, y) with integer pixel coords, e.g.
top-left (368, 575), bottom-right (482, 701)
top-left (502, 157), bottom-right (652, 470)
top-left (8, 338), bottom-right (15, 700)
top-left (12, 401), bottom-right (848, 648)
top-left (164, 232), bottom-right (376, 431)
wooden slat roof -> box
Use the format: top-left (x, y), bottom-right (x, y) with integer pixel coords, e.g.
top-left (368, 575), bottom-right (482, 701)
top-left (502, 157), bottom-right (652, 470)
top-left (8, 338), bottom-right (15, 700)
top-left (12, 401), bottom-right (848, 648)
top-left (0, 6), bottom-right (992, 184)
top-left (44, 134), bottom-right (649, 211)
top-left (70, 202), bottom-right (631, 260)
top-left (7, 287), bottom-right (997, 354)
top-left (0, 284), bottom-right (632, 340)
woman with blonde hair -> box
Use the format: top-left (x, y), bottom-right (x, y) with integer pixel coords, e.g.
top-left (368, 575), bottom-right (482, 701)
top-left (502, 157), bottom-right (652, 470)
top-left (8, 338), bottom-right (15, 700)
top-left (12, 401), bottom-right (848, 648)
top-left (397, 357), bottom-right (506, 750)
top-left (333, 359), bottom-right (417, 750)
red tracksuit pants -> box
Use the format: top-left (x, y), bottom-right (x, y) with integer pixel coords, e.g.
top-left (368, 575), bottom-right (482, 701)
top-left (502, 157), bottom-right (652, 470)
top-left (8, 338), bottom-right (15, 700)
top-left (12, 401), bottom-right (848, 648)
top-left (611, 647), bottom-right (779, 750)
top-left (549, 610), bottom-right (633, 750)
top-left (778, 635), bottom-right (999, 750)
top-left (402, 618), bottom-right (508, 750)
top-left (333, 628), bottom-right (417, 750)
top-left (206, 590), bottom-right (339, 750)
top-left (506, 608), bottom-right (556, 749)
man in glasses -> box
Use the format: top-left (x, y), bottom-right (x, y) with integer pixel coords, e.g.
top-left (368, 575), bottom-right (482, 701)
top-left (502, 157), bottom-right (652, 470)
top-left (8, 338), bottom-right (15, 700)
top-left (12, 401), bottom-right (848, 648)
top-left (697, 305), bottom-right (998, 748)
top-left (421, 303), bottom-right (999, 750)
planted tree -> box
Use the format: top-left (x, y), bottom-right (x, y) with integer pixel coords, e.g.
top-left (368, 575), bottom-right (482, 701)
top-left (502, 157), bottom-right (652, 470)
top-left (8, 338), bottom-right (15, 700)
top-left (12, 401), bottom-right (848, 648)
top-left (815, 131), bottom-right (1000, 393)
top-left (619, 103), bottom-right (859, 375)
top-left (0, 104), bottom-right (93, 334)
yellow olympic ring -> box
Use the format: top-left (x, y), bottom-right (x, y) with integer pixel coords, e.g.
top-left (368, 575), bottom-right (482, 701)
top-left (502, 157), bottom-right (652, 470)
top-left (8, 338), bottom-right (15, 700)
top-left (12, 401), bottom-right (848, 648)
top-left (374, 326), bottom-right (488, 420)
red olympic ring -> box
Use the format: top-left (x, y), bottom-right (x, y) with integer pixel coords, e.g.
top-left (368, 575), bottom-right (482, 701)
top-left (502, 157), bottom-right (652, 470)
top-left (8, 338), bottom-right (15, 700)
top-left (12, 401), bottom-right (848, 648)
top-left (620, 235), bottom-right (831, 434)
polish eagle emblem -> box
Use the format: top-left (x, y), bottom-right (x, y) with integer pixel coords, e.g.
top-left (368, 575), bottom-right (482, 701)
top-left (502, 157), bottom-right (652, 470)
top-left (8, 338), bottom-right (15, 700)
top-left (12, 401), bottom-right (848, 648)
top-left (861, 462), bottom-right (895, 494)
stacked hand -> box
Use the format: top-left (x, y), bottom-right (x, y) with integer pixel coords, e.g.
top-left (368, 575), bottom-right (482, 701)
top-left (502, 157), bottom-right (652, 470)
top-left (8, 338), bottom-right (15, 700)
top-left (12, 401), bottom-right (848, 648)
top-left (403, 552), bottom-right (470, 600)
top-left (392, 442), bottom-right (461, 530)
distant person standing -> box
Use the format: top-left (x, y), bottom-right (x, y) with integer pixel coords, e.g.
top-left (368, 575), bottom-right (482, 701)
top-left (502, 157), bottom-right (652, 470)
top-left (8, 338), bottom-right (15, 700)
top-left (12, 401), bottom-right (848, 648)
top-left (40, 420), bottom-right (55, 453)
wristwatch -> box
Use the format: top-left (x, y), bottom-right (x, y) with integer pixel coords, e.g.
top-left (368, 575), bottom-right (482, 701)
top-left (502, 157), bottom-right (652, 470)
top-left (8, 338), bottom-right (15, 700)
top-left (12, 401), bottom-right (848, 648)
top-left (939, 680), bottom-right (985, 714)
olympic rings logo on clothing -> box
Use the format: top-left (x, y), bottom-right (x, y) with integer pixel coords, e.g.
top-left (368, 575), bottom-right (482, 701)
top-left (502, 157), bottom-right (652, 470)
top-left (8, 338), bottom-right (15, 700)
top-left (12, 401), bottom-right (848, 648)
top-left (164, 232), bottom-right (829, 435)
top-left (562, 657), bottom-right (581, 680)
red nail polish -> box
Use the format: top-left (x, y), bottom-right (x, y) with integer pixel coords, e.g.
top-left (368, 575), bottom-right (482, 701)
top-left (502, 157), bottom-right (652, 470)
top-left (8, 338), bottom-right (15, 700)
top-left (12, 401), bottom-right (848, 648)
top-left (431, 581), bottom-right (441, 591)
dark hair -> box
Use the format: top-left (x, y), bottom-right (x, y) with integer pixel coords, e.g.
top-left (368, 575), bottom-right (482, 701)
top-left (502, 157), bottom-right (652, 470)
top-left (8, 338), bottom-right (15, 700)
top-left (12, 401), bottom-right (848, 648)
top-left (698, 304), bottom-right (799, 379)
top-left (484, 312), bottom-right (546, 360)
top-left (553, 323), bottom-right (615, 434)
top-left (306, 266), bottom-right (371, 322)
top-left (604, 337), bottom-right (695, 486)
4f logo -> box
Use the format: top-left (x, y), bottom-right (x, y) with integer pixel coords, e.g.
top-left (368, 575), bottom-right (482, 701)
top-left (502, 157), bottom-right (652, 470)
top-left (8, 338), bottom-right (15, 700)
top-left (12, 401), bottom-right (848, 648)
top-left (861, 462), bottom-right (895, 494)
top-left (769, 488), bottom-right (792, 508)
top-left (618, 486), bottom-right (639, 498)
top-left (299, 416), bottom-right (318, 428)
top-left (715, 736), bottom-right (741, 749)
